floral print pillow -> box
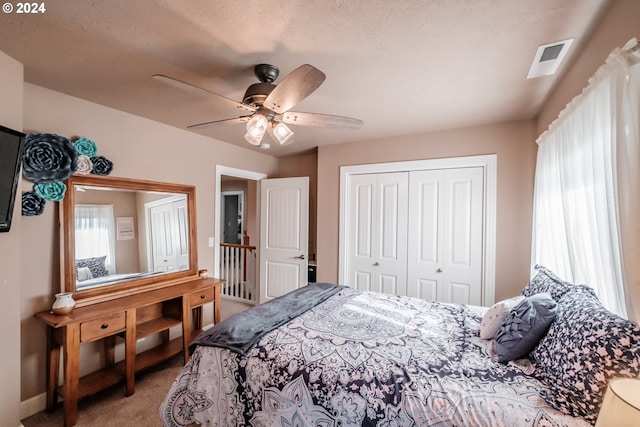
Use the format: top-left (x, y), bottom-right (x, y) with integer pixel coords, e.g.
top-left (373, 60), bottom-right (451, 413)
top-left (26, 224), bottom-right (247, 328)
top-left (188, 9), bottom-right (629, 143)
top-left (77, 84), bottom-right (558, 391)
top-left (531, 286), bottom-right (640, 423)
top-left (520, 265), bottom-right (576, 301)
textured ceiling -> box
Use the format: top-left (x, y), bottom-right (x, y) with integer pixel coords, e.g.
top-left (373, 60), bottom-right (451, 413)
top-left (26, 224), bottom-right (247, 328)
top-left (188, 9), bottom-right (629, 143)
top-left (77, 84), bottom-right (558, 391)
top-left (0, 0), bottom-right (610, 157)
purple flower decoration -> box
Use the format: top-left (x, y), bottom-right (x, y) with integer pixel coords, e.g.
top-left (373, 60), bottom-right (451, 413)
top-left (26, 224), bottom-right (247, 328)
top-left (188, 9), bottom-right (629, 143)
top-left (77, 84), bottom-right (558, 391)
top-left (23, 133), bottom-right (78, 183)
top-left (22, 191), bottom-right (46, 216)
top-left (72, 137), bottom-right (98, 157)
top-left (34, 181), bottom-right (67, 202)
top-left (90, 156), bottom-right (113, 176)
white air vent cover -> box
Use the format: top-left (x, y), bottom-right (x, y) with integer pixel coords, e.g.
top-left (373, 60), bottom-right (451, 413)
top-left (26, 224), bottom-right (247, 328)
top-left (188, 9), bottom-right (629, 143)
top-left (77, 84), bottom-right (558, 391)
top-left (527, 38), bottom-right (574, 79)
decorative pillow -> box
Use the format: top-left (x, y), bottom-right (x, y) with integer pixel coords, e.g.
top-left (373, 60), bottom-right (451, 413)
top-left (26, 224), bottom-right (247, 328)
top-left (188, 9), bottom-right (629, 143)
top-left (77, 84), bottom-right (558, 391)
top-left (494, 292), bottom-right (557, 363)
top-left (76, 256), bottom-right (109, 278)
top-left (520, 265), bottom-right (575, 301)
top-left (531, 286), bottom-right (640, 423)
top-left (479, 295), bottom-right (524, 339)
top-left (76, 266), bottom-right (93, 282)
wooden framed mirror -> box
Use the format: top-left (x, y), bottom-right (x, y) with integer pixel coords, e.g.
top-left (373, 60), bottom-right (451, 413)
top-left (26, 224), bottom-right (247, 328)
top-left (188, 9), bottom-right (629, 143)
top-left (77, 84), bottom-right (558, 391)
top-left (60, 175), bottom-right (198, 307)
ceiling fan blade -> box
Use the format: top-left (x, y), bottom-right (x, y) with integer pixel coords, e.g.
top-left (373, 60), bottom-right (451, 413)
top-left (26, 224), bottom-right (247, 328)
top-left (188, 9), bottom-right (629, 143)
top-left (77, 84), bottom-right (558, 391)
top-left (187, 116), bottom-right (252, 130)
top-left (283, 111), bottom-right (363, 130)
top-left (153, 74), bottom-right (255, 114)
top-left (263, 64), bottom-right (326, 114)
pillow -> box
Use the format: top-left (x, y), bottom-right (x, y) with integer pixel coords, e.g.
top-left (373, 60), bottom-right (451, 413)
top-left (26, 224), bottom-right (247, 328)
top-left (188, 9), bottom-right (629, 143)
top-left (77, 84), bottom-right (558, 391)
top-left (76, 256), bottom-right (109, 278)
top-left (494, 292), bottom-right (557, 363)
top-left (76, 266), bottom-right (93, 282)
top-left (520, 265), bottom-right (575, 302)
top-left (479, 295), bottom-right (524, 339)
top-left (531, 286), bottom-right (640, 423)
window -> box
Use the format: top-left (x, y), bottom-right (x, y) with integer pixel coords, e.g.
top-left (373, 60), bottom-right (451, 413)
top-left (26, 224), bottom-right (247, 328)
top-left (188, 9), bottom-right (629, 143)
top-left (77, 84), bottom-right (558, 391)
top-left (75, 204), bottom-right (116, 274)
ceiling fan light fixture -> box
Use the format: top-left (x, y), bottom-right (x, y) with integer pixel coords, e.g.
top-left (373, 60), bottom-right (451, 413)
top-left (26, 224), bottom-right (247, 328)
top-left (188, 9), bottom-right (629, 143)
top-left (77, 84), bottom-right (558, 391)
top-left (273, 122), bottom-right (294, 145)
top-left (244, 131), bottom-right (263, 146)
top-left (244, 114), bottom-right (268, 145)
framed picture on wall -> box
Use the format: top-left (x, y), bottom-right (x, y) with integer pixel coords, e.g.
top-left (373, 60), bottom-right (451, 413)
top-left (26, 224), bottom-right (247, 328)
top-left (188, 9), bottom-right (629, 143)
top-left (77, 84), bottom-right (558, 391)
top-left (116, 216), bottom-right (135, 240)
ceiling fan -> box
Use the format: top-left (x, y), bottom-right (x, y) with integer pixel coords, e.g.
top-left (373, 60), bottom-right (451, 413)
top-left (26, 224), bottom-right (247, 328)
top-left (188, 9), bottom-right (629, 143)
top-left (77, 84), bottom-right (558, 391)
top-left (153, 64), bottom-right (363, 148)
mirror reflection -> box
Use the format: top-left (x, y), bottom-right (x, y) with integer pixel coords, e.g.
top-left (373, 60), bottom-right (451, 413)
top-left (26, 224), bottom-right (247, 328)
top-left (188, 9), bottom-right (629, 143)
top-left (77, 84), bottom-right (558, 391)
top-left (61, 175), bottom-right (198, 306)
top-left (73, 185), bottom-right (190, 290)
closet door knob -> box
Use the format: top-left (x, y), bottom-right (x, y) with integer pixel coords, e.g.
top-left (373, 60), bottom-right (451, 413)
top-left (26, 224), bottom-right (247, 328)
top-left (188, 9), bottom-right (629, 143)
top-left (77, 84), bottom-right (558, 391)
top-left (436, 268), bottom-right (443, 273)
top-left (373, 262), bottom-right (380, 266)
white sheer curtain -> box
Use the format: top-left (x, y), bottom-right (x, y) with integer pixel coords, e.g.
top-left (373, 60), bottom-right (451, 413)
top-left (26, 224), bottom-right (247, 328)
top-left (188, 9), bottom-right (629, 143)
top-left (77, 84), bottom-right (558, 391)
top-left (75, 204), bottom-right (116, 274)
top-left (532, 38), bottom-right (640, 320)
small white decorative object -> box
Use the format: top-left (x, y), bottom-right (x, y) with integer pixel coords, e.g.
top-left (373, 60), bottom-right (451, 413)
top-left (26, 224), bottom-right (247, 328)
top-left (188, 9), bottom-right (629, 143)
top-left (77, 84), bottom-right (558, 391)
top-left (51, 292), bottom-right (76, 315)
top-left (199, 269), bottom-right (208, 278)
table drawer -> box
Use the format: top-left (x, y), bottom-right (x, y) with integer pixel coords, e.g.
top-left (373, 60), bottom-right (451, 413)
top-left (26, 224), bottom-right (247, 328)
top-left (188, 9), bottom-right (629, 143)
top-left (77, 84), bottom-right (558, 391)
top-left (80, 312), bottom-right (126, 343)
top-left (190, 287), bottom-right (214, 307)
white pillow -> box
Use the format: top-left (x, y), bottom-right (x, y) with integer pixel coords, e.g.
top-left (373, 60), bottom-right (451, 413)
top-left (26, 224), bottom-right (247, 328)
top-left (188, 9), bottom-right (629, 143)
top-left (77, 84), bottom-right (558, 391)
top-left (479, 295), bottom-right (525, 339)
top-left (76, 266), bottom-right (94, 282)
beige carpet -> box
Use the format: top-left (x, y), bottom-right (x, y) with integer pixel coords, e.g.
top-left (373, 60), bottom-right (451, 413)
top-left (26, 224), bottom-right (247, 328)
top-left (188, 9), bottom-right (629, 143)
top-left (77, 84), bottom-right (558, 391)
top-left (22, 297), bottom-right (252, 426)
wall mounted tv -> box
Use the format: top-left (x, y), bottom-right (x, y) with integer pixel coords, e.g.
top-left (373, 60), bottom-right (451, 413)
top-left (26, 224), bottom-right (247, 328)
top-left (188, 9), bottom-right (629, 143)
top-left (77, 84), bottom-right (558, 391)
top-left (0, 125), bottom-right (25, 233)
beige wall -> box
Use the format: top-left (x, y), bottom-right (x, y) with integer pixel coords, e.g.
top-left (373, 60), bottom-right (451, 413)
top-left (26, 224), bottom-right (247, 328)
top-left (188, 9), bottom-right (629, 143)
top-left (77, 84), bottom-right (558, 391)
top-left (19, 83), bottom-right (280, 403)
top-left (537, 0), bottom-right (640, 319)
top-left (317, 120), bottom-right (538, 302)
top-left (0, 50), bottom-right (23, 427)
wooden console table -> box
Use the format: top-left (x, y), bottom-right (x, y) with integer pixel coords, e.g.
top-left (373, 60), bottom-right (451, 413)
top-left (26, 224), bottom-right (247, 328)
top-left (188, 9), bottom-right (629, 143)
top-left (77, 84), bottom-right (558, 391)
top-left (34, 277), bottom-right (222, 427)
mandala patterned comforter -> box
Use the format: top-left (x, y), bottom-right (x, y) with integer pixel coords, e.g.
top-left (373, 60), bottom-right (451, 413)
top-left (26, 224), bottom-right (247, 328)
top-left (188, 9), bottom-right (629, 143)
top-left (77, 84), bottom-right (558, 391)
top-left (160, 287), bottom-right (590, 426)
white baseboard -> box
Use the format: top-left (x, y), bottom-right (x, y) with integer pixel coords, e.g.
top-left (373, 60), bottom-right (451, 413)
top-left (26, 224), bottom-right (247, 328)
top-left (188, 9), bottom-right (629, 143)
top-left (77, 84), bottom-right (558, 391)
top-left (20, 391), bottom-right (47, 420)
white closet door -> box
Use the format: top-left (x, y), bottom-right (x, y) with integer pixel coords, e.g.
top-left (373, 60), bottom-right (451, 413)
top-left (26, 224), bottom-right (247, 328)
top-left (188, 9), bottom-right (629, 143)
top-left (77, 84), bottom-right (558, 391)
top-left (174, 198), bottom-right (190, 271)
top-left (406, 169), bottom-right (444, 300)
top-left (149, 202), bottom-right (178, 272)
top-left (407, 167), bottom-right (483, 305)
top-left (346, 172), bottom-right (408, 295)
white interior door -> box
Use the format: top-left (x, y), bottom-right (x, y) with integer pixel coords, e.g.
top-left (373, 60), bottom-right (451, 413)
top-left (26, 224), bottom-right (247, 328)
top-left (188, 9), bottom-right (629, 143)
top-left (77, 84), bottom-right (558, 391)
top-left (407, 167), bottom-right (483, 305)
top-left (345, 172), bottom-right (408, 295)
top-left (259, 177), bottom-right (309, 302)
top-left (174, 198), bottom-right (190, 271)
top-left (149, 202), bottom-right (177, 272)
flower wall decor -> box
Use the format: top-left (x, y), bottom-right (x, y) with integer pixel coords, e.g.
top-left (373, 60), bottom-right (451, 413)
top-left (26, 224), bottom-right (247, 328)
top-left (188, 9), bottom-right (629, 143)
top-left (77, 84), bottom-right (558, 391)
top-left (21, 133), bottom-right (114, 216)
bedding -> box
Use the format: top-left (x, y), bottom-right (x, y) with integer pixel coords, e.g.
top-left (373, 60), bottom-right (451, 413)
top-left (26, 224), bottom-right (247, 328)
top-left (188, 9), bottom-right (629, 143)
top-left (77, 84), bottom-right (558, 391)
top-left (160, 283), bottom-right (598, 427)
top-left (75, 270), bottom-right (164, 290)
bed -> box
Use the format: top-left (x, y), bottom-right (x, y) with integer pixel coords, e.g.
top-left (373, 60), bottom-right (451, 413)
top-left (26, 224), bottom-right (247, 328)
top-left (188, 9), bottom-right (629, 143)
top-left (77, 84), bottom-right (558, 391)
top-left (159, 267), bottom-right (640, 426)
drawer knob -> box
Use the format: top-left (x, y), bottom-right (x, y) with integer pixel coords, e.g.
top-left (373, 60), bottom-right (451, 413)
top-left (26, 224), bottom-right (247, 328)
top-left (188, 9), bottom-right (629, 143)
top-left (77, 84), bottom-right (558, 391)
top-left (200, 294), bottom-right (206, 299)
top-left (101, 323), bottom-right (109, 329)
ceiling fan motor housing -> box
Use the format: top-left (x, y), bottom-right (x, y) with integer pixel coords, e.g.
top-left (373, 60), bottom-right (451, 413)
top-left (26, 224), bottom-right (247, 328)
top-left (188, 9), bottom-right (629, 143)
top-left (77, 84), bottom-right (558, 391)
top-left (243, 82), bottom-right (276, 107)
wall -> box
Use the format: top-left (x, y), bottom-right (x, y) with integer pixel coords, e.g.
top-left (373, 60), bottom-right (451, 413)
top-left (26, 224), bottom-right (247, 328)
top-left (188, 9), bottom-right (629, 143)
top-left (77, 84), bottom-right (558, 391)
top-left (317, 120), bottom-right (538, 302)
top-left (20, 83), bottom-right (280, 406)
top-left (0, 50), bottom-right (23, 427)
top-left (536, 0), bottom-right (640, 319)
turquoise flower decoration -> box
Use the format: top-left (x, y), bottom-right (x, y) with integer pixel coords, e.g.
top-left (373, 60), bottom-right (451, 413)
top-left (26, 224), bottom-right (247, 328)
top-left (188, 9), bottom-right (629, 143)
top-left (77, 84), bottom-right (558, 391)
top-left (73, 137), bottom-right (98, 157)
top-left (34, 181), bottom-right (67, 202)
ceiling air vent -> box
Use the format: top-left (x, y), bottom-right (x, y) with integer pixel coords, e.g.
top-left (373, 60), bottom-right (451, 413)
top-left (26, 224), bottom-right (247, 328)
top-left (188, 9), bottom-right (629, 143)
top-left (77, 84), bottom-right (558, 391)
top-left (527, 38), bottom-right (574, 79)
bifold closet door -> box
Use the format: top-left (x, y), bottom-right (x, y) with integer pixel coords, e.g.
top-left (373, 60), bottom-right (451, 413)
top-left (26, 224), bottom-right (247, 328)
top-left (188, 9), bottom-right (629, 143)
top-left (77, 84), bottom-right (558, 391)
top-left (346, 172), bottom-right (408, 295)
top-left (149, 198), bottom-right (189, 273)
top-left (407, 167), bottom-right (483, 305)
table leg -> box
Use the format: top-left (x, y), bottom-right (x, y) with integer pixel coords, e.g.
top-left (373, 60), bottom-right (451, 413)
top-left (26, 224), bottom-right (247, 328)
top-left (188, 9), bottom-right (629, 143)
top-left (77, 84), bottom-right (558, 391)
top-left (63, 324), bottom-right (80, 427)
top-left (125, 309), bottom-right (136, 396)
top-left (181, 297), bottom-right (190, 363)
top-left (45, 326), bottom-right (60, 412)
top-left (214, 282), bottom-right (221, 324)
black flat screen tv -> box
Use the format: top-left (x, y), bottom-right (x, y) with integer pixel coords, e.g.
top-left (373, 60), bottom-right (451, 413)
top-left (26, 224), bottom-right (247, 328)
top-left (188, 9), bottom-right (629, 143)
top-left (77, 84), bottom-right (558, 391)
top-left (0, 125), bottom-right (25, 233)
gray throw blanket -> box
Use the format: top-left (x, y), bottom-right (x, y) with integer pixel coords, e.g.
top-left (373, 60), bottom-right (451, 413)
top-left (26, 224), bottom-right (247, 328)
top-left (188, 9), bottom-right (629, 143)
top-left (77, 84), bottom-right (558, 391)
top-left (189, 282), bottom-right (344, 355)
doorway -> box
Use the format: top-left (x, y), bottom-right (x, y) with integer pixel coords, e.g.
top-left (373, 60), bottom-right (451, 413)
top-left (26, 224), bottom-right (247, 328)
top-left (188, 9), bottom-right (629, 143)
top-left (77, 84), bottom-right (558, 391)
top-left (215, 166), bottom-right (266, 304)
top-left (221, 191), bottom-right (243, 245)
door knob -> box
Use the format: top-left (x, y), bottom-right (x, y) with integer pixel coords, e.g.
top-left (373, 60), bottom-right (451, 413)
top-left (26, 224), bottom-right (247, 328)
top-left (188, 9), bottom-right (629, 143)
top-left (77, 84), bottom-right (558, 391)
top-left (436, 268), bottom-right (443, 273)
top-left (294, 254), bottom-right (305, 260)
top-left (373, 262), bottom-right (380, 266)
